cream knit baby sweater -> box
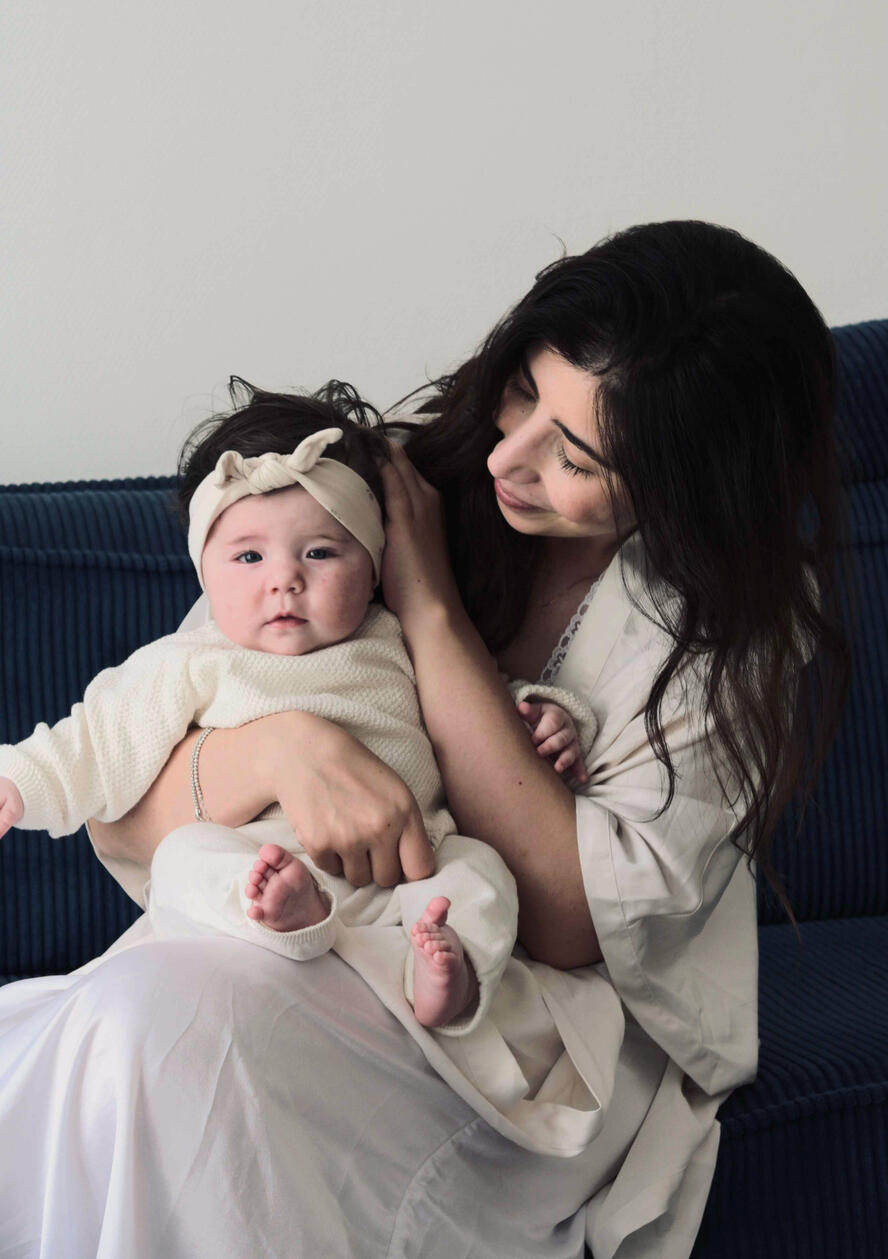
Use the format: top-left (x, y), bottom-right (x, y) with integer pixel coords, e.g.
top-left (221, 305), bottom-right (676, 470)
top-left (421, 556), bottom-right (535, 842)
top-left (0, 603), bottom-right (595, 842)
top-left (0, 600), bottom-right (595, 1011)
top-left (0, 605), bottom-right (461, 842)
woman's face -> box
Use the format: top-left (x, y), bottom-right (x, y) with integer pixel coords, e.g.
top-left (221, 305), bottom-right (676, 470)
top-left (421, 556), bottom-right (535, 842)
top-left (486, 346), bottom-right (631, 542)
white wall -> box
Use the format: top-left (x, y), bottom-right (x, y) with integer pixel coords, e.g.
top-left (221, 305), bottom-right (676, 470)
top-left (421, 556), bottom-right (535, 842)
top-left (2, 0), bottom-right (886, 483)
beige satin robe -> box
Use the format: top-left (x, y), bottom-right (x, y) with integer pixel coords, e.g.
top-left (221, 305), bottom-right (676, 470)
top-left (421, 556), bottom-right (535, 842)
top-left (562, 531), bottom-right (758, 1255)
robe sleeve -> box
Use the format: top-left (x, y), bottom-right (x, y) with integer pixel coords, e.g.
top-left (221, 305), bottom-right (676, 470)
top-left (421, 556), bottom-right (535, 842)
top-left (574, 647), bottom-right (759, 1095)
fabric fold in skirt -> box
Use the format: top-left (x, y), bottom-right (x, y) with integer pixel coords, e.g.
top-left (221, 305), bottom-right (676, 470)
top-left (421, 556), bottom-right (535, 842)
top-left (0, 923), bottom-right (668, 1259)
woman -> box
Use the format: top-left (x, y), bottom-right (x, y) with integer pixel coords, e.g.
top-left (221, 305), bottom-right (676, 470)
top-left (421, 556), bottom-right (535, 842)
top-left (0, 220), bottom-right (848, 1258)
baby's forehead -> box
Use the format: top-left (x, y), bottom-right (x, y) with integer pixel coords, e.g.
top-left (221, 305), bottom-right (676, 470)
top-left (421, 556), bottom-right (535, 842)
top-left (213, 485), bottom-right (354, 541)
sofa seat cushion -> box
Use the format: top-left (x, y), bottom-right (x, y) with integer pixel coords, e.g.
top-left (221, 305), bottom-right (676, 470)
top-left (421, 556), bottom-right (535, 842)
top-left (693, 916), bottom-right (888, 1257)
top-left (722, 917), bottom-right (888, 1122)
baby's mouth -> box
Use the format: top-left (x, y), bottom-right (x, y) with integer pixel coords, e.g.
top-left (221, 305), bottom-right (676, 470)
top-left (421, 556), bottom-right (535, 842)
top-left (268, 614), bottom-right (307, 625)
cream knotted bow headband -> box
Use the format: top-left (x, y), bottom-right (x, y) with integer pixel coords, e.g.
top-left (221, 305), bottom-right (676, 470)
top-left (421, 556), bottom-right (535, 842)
top-left (188, 427), bottom-right (386, 589)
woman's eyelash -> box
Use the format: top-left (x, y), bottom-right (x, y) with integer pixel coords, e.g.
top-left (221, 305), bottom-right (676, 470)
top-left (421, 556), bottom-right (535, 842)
top-left (557, 445), bottom-right (595, 478)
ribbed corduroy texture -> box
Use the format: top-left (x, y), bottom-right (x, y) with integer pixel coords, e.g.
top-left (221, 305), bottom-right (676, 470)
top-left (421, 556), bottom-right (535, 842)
top-left (0, 477), bottom-right (199, 977)
top-left (693, 918), bottom-right (888, 1257)
top-left (760, 320), bottom-right (888, 925)
top-left (694, 319), bottom-right (888, 1256)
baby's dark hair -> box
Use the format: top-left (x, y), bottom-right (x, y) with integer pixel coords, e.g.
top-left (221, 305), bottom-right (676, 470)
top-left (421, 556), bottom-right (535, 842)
top-left (175, 377), bottom-right (391, 530)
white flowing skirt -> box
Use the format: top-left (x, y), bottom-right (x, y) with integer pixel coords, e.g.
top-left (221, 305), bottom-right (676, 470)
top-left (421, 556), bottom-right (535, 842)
top-left (0, 923), bottom-right (668, 1259)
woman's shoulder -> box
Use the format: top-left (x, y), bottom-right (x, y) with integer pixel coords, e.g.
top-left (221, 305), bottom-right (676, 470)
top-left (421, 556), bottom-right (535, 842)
top-left (590, 532), bottom-right (682, 647)
top-left (613, 532), bottom-right (682, 624)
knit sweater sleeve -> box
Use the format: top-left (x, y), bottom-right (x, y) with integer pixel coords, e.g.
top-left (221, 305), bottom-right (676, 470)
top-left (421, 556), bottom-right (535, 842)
top-left (0, 636), bottom-right (203, 837)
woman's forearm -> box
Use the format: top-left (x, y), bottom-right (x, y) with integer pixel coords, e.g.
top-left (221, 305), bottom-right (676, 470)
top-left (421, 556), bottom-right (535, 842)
top-left (90, 709), bottom-right (435, 886)
top-left (401, 603), bottom-right (602, 969)
top-left (89, 717), bottom-right (291, 867)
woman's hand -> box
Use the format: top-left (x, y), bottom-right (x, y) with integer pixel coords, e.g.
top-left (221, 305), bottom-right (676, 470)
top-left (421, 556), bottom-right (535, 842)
top-left (380, 443), bottom-right (461, 628)
top-left (90, 711), bottom-right (435, 887)
top-left (263, 713), bottom-right (435, 887)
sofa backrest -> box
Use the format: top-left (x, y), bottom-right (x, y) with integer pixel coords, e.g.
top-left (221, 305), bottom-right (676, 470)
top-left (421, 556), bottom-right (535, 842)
top-left (759, 320), bottom-right (888, 924)
top-left (0, 478), bottom-right (200, 978)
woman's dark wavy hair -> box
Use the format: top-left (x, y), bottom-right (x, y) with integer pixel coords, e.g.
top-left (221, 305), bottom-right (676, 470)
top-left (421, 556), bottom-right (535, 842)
top-left (399, 220), bottom-right (852, 928)
top-left (176, 377), bottom-right (391, 534)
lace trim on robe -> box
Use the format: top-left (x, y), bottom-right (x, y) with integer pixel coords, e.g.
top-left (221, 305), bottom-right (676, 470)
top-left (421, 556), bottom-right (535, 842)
top-left (538, 575), bottom-right (604, 684)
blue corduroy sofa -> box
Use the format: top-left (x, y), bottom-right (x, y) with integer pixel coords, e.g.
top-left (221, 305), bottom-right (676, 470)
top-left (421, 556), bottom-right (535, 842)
top-left (1, 321), bottom-right (886, 1257)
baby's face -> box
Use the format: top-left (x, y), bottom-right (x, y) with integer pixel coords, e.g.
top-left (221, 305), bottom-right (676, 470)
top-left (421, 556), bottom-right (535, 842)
top-left (201, 485), bottom-right (375, 655)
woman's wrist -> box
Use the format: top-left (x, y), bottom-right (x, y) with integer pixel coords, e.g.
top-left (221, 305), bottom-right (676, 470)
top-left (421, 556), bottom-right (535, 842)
top-left (185, 712), bottom-right (349, 831)
top-left (397, 590), bottom-right (469, 651)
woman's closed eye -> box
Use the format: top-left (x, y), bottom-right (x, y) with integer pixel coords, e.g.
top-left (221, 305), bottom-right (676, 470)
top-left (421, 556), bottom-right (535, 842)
top-left (556, 443), bottom-right (595, 478)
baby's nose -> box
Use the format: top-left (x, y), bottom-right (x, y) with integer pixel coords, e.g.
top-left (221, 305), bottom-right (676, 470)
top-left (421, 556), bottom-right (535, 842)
top-left (270, 565), bottom-right (304, 592)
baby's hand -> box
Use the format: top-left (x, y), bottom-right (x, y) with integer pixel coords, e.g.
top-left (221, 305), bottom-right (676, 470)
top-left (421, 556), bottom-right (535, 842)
top-left (516, 700), bottom-right (587, 784)
top-left (0, 777), bottom-right (24, 839)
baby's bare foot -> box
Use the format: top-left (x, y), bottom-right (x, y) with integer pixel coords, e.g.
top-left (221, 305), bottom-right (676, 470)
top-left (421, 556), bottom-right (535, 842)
top-left (244, 844), bottom-right (328, 933)
top-left (410, 896), bottom-right (478, 1029)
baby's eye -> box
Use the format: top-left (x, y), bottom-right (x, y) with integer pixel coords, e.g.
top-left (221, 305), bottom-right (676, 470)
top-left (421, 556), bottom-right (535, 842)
top-left (306, 547), bottom-right (335, 560)
top-left (234, 550), bottom-right (262, 564)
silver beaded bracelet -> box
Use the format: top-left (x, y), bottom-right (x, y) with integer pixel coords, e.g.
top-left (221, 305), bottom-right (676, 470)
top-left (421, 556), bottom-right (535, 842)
top-left (190, 726), bottom-right (216, 822)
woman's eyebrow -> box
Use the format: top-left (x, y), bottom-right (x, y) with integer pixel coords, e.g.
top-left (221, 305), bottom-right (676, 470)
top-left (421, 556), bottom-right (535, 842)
top-left (553, 419), bottom-right (613, 470)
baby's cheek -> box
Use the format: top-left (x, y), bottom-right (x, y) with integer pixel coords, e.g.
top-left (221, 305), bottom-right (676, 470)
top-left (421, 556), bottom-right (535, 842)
top-left (212, 601), bottom-right (253, 646)
top-left (318, 574), bottom-right (371, 632)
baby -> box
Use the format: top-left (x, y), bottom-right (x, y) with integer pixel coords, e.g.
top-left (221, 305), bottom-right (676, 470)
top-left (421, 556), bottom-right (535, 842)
top-left (0, 380), bottom-right (593, 1035)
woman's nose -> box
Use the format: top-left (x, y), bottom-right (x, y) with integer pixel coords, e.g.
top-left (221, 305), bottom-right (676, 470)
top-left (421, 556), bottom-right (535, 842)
top-left (487, 411), bottom-right (542, 482)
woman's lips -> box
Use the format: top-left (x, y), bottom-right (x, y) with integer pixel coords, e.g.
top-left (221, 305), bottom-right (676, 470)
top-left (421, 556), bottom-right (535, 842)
top-left (493, 479), bottom-right (541, 512)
